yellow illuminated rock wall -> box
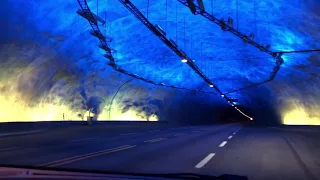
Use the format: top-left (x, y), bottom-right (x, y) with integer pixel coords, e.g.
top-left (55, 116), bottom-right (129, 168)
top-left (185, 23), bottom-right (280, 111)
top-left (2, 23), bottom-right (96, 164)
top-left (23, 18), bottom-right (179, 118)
top-left (0, 45), bottom-right (165, 122)
top-left (0, 75), bottom-right (161, 122)
top-left (281, 99), bottom-right (320, 125)
top-left (271, 81), bottom-right (320, 125)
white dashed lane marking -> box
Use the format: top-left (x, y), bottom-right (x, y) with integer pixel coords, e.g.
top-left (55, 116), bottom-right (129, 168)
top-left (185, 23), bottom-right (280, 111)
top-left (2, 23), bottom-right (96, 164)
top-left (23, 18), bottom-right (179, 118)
top-left (144, 138), bottom-right (167, 143)
top-left (194, 127), bottom-right (239, 168)
top-left (174, 133), bottom-right (185, 136)
top-left (195, 153), bottom-right (216, 169)
top-left (233, 128), bottom-right (242, 135)
top-left (219, 141), bottom-right (227, 147)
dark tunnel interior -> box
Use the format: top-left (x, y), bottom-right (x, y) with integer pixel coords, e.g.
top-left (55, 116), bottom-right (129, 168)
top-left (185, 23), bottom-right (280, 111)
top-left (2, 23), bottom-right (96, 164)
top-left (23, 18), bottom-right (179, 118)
top-left (0, 1), bottom-right (320, 180)
top-left (0, 0), bottom-right (319, 126)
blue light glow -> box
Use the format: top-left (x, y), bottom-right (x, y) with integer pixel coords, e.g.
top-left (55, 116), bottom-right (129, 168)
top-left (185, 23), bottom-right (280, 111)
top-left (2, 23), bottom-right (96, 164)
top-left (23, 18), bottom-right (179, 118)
top-left (1, 0), bottom-right (319, 123)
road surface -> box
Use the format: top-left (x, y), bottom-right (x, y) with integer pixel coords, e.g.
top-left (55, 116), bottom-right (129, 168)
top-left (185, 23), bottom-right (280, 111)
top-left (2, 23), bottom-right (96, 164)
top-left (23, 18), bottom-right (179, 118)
top-left (0, 123), bottom-right (319, 180)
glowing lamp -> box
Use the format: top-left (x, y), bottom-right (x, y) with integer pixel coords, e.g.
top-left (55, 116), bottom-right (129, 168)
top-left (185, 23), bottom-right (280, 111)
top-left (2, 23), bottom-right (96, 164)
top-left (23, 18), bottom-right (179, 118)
top-left (181, 59), bottom-right (188, 63)
top-left (209, 84), bottom-right (214, 87)
top-left (221, 94), bottom-right (225, 97)
top-left (250, 118), bottom-right (253, 121)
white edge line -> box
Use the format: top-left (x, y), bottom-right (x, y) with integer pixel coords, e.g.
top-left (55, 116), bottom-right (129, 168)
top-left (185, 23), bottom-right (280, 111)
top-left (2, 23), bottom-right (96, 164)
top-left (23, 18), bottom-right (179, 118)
top-left (145, 138), bottom-right (163, 142)
top-left (0, 147), bottom-right (20, 151)
top-left (71, 137), bottom-right (96, 142)
top-left (219, 141), bottom-right (227, 147)
top-left (0, 130), bottom-right (44, 137)
top-left (149, 138), bottom-right (167, 142)
top-left (48, 145), bottom-right (136, 167)
top-left (145, 138), bottom-right (166, 143)
top-left (195, 153), bottom-right (215, 168)
top-left (40, 145), bottom-right (134, 167)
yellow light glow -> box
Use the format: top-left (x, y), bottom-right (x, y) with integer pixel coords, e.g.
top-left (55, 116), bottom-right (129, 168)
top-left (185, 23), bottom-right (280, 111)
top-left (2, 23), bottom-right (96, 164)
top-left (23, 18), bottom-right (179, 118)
top-left (0, 94), bottom-right (82, 122)
top-left (0, 63), bottom-right (160, 122)
top-left (282, 108), bottom-right (320, 125)
top-left (98, 101), bottom-right (158, 121)
top-left (0, 87), bottom-right (159, 122)
top-left (0, 88), bottom-right (159, 122)
top-left (0, 68), bottom-right (84, 122)
top-left (148, 114), bottom-right (158, 121)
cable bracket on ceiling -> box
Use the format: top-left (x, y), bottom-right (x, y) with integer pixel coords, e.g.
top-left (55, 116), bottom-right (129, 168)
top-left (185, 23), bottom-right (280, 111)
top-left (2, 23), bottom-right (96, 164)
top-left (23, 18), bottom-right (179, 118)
top-left (177, 0), bottom-right (284, 82)
top-left (118, 0), bottom-right (253, 120)
top-left (77, 0), bottom-right (116, 68)
top-left (76, 0), bottom-right (220, 96)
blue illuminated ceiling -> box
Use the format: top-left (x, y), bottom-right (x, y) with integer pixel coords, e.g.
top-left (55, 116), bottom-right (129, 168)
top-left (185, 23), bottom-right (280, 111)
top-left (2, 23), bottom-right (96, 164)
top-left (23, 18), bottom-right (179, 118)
top-left (72, 0), bottom-right (319, 104)
top-left (1, 0), bottom-right (320, 122)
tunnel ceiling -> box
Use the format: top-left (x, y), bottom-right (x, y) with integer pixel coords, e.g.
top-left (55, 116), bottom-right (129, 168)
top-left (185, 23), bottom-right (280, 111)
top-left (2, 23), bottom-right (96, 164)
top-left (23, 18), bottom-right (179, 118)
top-left (0, 0), bottom-right (319, 124)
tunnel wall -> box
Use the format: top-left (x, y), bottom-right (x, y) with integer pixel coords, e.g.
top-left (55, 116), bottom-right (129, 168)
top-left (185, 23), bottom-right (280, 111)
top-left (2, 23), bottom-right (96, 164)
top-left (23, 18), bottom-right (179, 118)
top-left (0, 0), bottom-right (234, 124)
top-left (1, 0), bottom-right (319, 125)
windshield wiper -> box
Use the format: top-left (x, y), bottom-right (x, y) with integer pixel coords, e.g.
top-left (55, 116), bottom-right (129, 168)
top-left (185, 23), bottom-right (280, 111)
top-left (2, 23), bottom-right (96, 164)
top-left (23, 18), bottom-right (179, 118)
top-left (157, 173), bottom-right (248, 180)
top-left (155, 173), bottom-right (216, 179)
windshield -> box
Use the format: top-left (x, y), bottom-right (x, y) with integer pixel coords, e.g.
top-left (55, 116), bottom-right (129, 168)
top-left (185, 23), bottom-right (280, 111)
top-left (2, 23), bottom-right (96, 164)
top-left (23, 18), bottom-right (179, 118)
top-left (0, 0), bottom-right (319, 179)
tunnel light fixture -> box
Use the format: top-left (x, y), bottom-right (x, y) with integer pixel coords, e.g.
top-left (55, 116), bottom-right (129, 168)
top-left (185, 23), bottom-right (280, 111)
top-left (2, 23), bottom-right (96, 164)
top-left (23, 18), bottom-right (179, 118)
top-left (155, 24), bottom-right (166, 36)
top-left (111, 0), bottom-right (256, 121)
top-left (231, 104), bottom-right (234, 107)
top-left (181, 59), bottom-right (188, 63)
top-left (278, 52), bottom-right (284, 58)
top-left (221, 94), bottom-right (225, 97)
top-left (227, 17), bottom-right (234, 27)
top-left (249, 33), bottom-right (255, 41)
top-left (250, 118), bottom-right (253, 121)
top-left (265, 44), bottom-right (271, 51)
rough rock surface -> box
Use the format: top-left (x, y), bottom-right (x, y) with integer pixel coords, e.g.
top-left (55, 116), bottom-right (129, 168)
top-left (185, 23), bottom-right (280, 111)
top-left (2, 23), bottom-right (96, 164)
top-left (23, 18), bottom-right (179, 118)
top-left (0, 0), bottom-right (319, 125)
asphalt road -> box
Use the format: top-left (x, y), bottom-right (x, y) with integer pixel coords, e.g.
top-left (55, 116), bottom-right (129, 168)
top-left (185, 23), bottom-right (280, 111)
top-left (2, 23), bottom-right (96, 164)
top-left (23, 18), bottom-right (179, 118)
top-left (0, 123), bottom-right (319, 180)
